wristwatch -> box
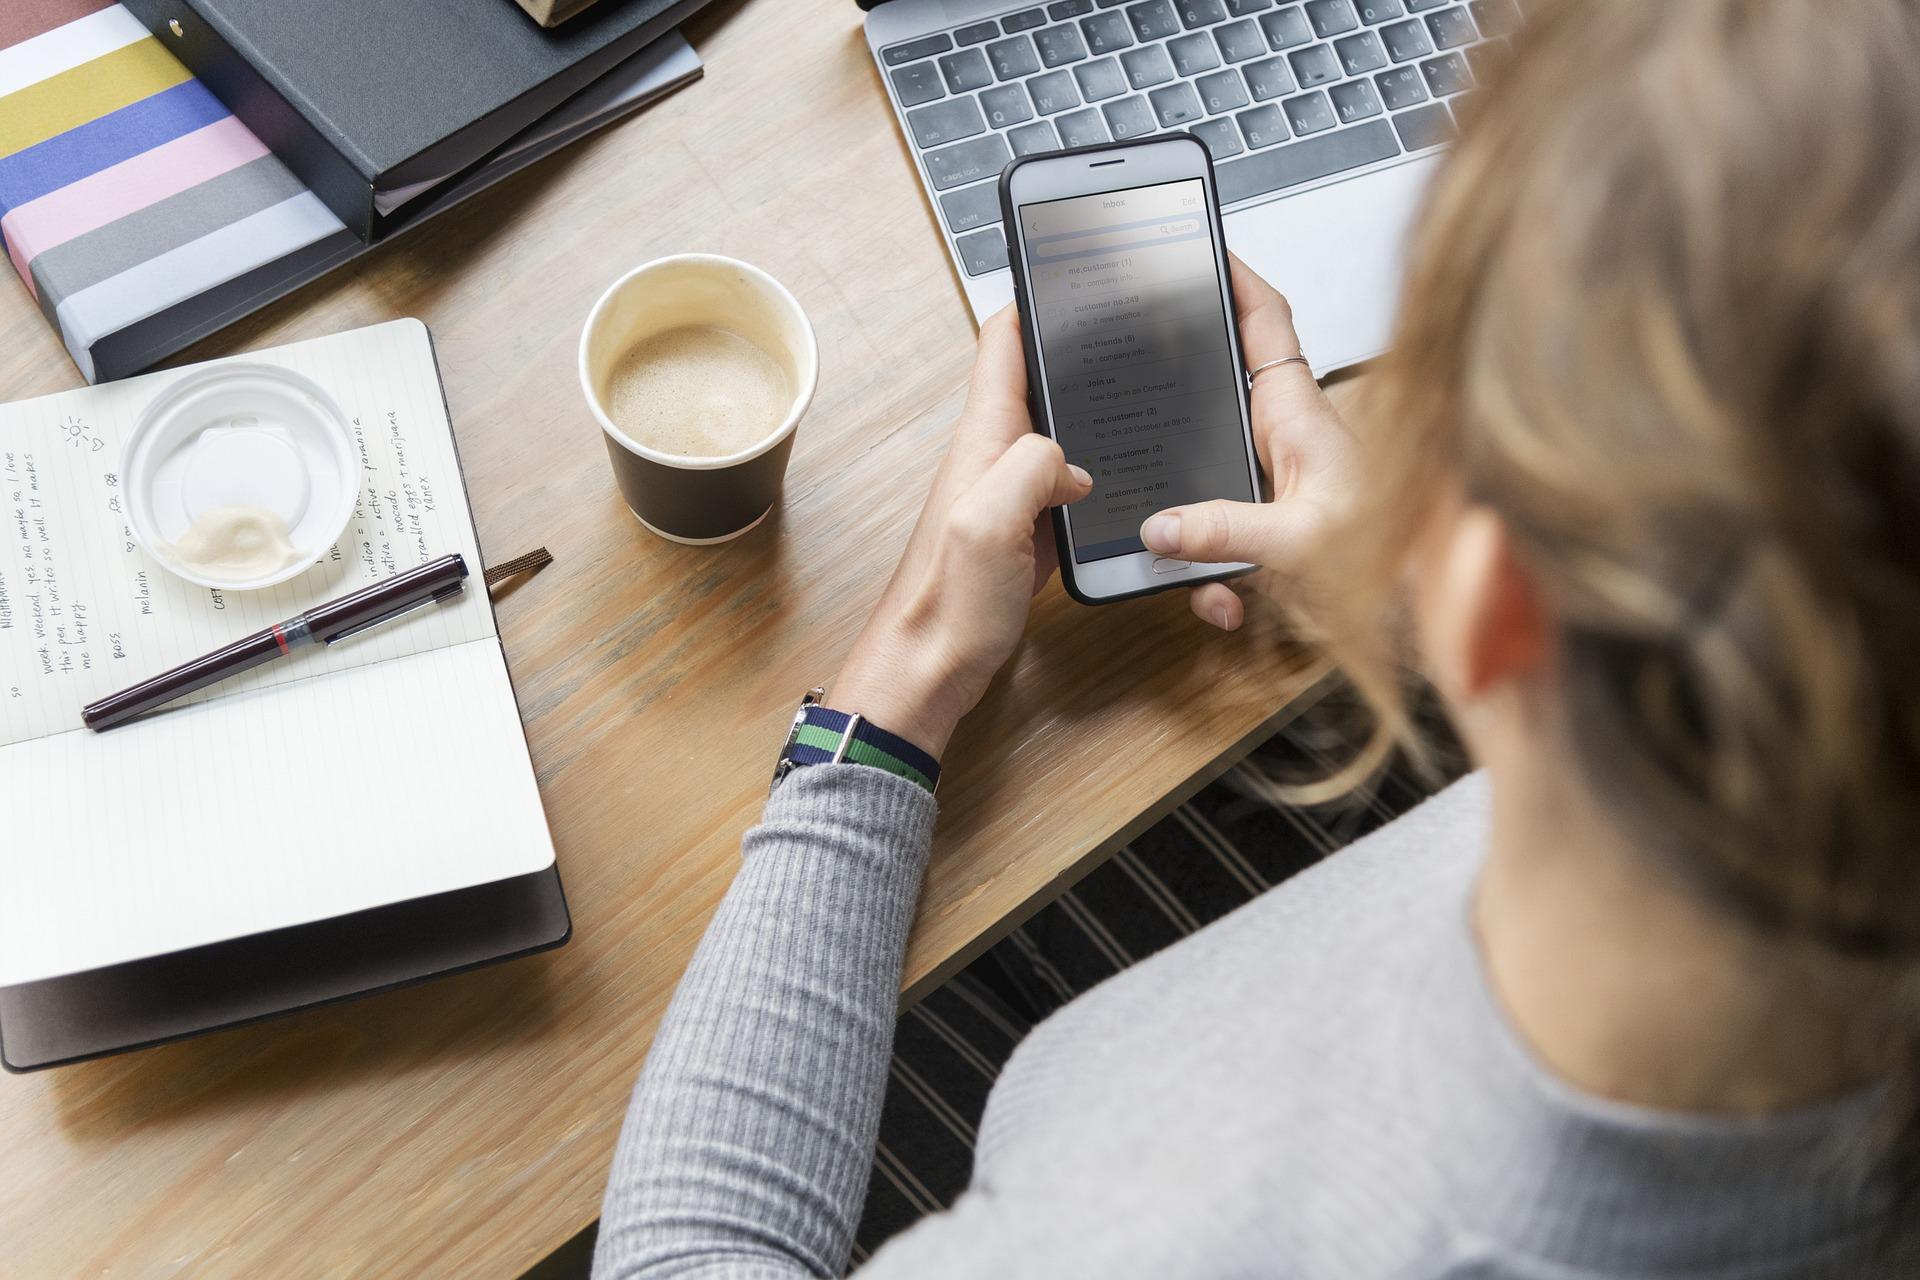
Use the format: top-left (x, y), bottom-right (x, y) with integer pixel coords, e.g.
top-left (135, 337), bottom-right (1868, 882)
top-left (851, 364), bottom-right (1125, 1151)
top-left (771, 687), bottom-right (942, 795)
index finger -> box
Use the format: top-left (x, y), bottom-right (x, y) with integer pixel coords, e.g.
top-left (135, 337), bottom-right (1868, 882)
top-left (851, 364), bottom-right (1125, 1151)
top-left (1228, 252), bottom-right (1307, 372)
top-left (963, 306), bottom-right (1032, 433)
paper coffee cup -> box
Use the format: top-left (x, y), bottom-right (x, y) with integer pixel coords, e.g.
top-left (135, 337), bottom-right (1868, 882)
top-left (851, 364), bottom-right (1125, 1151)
top-left (578, 255), bottom-right (818, 544)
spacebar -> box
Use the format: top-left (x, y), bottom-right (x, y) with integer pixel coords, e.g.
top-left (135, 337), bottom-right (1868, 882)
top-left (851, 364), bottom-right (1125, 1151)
top-left (1214, 121), bottom-right (1401, 206)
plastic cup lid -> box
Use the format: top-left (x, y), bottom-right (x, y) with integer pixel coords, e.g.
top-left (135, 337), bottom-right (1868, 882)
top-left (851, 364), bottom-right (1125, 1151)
top-left (123, 363), bottom-right (356, 591)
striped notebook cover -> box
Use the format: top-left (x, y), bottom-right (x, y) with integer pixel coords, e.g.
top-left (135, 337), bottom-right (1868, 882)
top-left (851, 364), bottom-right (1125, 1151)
top-left (0, 0), bottom-right (343, 383)
top-left (0, 0), bottom-right (700, 385)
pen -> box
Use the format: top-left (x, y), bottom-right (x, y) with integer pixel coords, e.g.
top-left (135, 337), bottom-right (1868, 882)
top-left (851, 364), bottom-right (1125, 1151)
top-left (81, 553), bottom-right (470, 732)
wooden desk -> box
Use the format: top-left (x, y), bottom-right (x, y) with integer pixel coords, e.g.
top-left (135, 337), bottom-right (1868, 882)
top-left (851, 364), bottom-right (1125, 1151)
top-left (0, 2), bottom-right (1329, 1274)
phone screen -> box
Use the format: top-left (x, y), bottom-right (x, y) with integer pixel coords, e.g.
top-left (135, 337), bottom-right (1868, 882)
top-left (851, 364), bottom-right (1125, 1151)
top-left (1019, 177), bottom-right (1255, 563)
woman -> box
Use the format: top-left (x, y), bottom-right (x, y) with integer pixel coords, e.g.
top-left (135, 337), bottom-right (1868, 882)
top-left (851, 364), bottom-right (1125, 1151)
top-left (595, 2), bottom-right (1920, 1275)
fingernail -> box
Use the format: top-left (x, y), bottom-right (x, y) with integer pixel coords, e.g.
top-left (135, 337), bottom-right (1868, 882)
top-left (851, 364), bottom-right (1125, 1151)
top-left (1212, 606), bottom-right (1232, 631)
top-left (1141, 512), bottom-right (1180, 553)
top-left (1068, 464), bottom-right (1093, 487)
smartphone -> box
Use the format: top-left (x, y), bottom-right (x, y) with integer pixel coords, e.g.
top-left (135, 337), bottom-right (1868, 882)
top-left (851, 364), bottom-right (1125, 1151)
top-left (1000, 134), bottom-right (1261, 605)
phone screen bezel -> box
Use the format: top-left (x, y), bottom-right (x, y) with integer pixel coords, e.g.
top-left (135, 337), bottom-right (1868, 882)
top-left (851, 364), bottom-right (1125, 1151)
top-left (1004, 135), bottom-right (1260, 602)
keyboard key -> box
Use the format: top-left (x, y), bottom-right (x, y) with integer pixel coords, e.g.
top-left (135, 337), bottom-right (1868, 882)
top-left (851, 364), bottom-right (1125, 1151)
top-left (1082, 10), bottom-right (1134, 51)
top-left (1214, 18), bottom-right (1267, 61)
top-left (1120, 43), bottom-right (1178, 87)
top-left (1287, 43), bottom-right (1341, 87)
top-left (1050, 0), bottom-right (1095, 16)
top-left (1303, 0), bottom-right (1358, 38)
top-left (1391, 100), bottom-right (1455, 149)
top-left (1281, 89), bottom-right (1336, 134)
top-left (1179, 0), bottom-right (1230, 28)
top-left (1328, 76), bottom-right (1383, 121)
top-left (1355, 0), bottom-right (1403, 20)
top-left (1197, 67), bottom-right (1251, 111)
top-left (939, 181), bottom-right (1003, 234)
top-left (1150, 80), bottom-right (1206, 126)
top-left (1425, 6), bottom-right (1476, 49)
top-left (1380, 17), bottom-right (1432, 60)
top-left (940, 48), bottom-right (994, 92)
top-left (884, 34), bottom-right (953, 65)
top-left (890, 62), bottom-right (945, 107)
top-left (1035, 24), bottom-right (1090, 65)
top-left (1235, 103), bottom-right (1289, 148)
top-left (1420, 51), bottom-right (1472, 95)
top-left (1335, 29), bottom-right (1387, 73)
top-left (908, 96), bottom-right (986, 147)
top-left (1103, 94), bottom-right (1157, 137)
top-left (1028, 68), bottom-right (1083, 112)
top-left (1244, 56), bottom-right (1295, 99)
top-left (956, 21), bottom-right (1000, 45)
top-left (1226, 0), bottom-right (1273, 12)
top-left (1127, 0), bottom-right (1182, 40)
top-left (1468, 0), bottom-right (1520, 38)
top-left (1099, 0), bottom-right (1131, 5)
top-left (1464, 38), bottom-right (1507, 83)
top-left (1215, 116), bottom-right (1399, 203)
top-left (1057, 106), bottom-right (1111, 145)
top-left (1191, 116), bottom-right (1244, 159)
top-left (1373, 64), bottom-right (1427, 108)
top-left (1074, 56), bottom-right (1130, 99)
top-left (1169, 32), bottom-right (1223, 75)
top-left (1004, 7), bottom-right (1048, 30)
top-left (924, 133), bottom-right (1013, 188)
top-left (1008, 119), bottom-right (1062, 154)
top-left (989, 36), bottom-right (1041, 79)
top-left (981, 82), bottom-right (1036, 126)
top-left (1259, 6), bottom-right (1314, 49)
top-left (1404, 0), bottom-right (1448, 10)
top-left (956, 226), bottom-right (1009, 275)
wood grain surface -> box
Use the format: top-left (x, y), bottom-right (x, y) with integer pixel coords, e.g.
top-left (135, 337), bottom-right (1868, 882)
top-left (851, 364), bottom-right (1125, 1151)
top-left (0, 2), bottom-right (1335, 1274)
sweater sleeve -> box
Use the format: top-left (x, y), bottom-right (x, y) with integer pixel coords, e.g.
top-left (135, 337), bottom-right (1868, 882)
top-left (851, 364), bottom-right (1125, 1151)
top-left (592, 763), bottom-right (938, 1280)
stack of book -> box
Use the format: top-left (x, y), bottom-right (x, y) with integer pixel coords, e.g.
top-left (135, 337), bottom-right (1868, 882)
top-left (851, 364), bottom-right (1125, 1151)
top-left (0, 0), bottom-right (708, 383)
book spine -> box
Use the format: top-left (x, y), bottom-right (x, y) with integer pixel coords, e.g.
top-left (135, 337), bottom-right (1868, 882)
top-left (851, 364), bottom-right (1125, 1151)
top-left (120, 0), bottom-right (377, 241)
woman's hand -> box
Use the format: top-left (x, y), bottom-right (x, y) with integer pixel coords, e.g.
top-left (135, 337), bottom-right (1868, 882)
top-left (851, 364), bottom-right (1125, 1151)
top-left (1139, 256), bottom-right (1364, 631)
top-left (832, 307), bottom-right (1092, 758)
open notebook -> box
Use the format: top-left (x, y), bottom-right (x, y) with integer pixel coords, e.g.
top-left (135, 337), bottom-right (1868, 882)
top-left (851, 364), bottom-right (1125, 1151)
top-left (0, 318), bottom-right (554, 988)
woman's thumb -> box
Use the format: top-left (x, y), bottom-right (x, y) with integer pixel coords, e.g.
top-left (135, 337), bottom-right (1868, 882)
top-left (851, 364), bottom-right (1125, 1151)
top-left (1139, 499), bottom-right (1284, 567)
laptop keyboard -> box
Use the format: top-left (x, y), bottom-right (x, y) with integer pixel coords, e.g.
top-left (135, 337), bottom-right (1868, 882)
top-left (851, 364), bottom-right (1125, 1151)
top-left (880, 0), bottom-right (1519, 277)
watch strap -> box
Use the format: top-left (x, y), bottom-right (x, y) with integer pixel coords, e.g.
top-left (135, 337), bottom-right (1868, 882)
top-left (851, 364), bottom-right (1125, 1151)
top-left (778, 703), bottom-right (941, 794)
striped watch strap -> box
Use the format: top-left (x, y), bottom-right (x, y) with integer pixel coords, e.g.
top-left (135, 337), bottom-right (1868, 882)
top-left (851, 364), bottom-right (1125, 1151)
top-left (776, 698), bottom-right (941, 795)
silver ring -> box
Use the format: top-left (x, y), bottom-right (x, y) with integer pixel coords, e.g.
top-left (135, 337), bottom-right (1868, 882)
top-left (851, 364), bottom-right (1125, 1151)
top-left (1247, 353), bottom-right (1310, 387)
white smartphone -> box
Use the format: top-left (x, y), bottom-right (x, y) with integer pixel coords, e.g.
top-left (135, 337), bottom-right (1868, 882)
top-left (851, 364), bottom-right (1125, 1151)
top-left (1000, 133), bottom-right (1261, 605)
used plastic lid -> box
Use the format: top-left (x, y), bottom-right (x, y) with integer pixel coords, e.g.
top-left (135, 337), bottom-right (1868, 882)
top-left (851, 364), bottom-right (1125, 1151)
top-left (124, 363), bottom-right (356, 591)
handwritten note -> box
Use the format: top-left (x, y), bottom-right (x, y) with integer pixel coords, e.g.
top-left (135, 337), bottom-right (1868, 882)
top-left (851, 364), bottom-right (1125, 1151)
top-left (0, 318), bottom-right (493, 747)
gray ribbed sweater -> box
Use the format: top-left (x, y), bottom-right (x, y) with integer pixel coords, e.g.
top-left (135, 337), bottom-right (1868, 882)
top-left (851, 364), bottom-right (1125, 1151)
top-left (593, 766), bottom-right (1914, 1278)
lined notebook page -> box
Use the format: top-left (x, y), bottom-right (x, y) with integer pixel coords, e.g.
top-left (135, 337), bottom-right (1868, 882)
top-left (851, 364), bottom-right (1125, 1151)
top-left (0, 318), bottom-right (493, 748)
top-left (0, 640), bottom-right (551, 986)
top-left (0, 319), bottom-right (554, 987)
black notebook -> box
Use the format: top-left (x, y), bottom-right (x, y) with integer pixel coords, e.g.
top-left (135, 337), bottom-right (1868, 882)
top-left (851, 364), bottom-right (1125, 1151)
top-left (122, 0), bottom-right (712, 240)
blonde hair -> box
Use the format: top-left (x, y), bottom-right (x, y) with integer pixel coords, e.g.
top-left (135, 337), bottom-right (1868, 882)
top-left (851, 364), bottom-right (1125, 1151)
top-left (1329, 0), bottom-right (1920, 952)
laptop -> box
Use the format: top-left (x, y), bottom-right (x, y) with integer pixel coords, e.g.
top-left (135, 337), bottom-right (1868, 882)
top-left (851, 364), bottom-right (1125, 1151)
top-left (863, 0), bottom-right (1518, 375)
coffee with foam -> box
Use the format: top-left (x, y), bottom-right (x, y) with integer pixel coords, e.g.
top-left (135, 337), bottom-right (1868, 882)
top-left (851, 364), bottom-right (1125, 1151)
top-left (606, 325), bottom-right (791, 460)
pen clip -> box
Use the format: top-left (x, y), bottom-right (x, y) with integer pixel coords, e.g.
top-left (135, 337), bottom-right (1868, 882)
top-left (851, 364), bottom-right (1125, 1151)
top-left (322, 581), bottom-right (466, 644)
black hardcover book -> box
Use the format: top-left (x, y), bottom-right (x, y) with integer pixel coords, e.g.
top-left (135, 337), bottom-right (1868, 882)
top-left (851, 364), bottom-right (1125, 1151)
top-left (0, 866), bottom-right (571, 1072)
top-left (121, 0), bottom-right (710, 241)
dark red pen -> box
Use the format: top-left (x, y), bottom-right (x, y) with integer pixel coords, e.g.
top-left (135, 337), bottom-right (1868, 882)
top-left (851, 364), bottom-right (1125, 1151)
top-left (81, 553), bottom-right (469, 731)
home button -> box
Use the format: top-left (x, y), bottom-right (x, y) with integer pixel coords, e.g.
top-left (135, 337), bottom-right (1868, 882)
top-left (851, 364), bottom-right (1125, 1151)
top-left (1151, 557), bottom-right (1192, 574)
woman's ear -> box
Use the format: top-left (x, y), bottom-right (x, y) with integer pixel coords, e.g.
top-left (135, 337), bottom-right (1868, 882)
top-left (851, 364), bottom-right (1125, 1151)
top-left (1415, 504), bottom-right (1549, 705)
